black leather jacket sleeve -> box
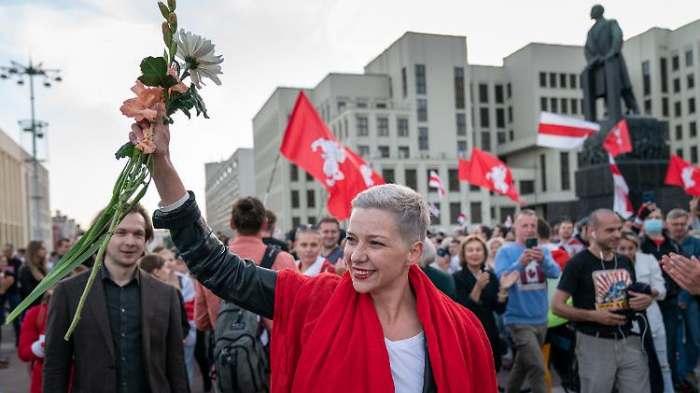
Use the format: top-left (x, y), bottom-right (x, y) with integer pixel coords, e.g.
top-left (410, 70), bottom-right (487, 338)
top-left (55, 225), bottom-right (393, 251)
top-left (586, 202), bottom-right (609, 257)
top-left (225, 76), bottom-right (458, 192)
top-left (152, 192), bottom-right (278, 319)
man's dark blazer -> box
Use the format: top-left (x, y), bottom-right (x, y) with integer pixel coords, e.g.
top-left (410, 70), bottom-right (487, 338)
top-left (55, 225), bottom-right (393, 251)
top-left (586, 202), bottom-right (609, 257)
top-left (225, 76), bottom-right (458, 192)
top-left (43, 267), bottom-right (188, 393)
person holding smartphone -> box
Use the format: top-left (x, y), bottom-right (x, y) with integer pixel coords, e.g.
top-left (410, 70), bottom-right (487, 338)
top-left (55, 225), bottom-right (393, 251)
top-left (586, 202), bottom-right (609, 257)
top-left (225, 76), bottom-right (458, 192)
top-left (495, 210), bottom-right (561, 393)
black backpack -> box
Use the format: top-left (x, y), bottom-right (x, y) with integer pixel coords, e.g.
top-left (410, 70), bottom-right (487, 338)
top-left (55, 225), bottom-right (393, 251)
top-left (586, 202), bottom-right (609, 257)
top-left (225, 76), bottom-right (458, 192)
top-left (213, 245), bottom-right (280, 393)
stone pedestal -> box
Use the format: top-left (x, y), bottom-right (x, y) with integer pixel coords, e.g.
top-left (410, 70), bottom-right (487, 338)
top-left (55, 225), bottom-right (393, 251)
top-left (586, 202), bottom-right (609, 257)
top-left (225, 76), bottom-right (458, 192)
top-left (574, 116), bottom-right (691, 215)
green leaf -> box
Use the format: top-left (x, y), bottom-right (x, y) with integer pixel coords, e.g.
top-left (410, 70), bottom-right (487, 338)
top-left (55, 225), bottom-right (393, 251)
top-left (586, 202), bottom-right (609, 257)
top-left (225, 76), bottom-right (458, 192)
top-left (158, 2), bottom-right (170, 19)
top-left (137, 56), bottom-right (177, 88)
top-left (115, 142), bottom-right (136, 160)
top-left (189, 84), bottom-right (210, 119)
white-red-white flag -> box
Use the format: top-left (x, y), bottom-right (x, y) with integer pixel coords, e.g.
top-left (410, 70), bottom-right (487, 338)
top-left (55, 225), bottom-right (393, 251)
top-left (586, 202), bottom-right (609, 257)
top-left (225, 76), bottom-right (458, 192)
top-left (428, 170), bottom-right (446, 198)
top-left (609, 155), bottom-right (633, 219)
top-left (428, 203), bottom-right (440, 218)
top-left (458, 212), bottom-right (468, 225)
top-left (504, 215), bottom-right (513, 228)
top-left (537, 112), bottom-right (600, 150)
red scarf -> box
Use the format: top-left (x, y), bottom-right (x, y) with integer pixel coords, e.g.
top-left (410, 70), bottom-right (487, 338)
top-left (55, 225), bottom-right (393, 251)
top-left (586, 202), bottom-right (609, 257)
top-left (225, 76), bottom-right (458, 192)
top-left (271, 265), bottom-right (497, 392)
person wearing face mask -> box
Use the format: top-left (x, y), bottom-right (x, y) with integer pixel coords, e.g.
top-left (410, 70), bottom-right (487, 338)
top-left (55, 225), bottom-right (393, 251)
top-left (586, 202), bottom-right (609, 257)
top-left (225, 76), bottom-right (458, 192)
top-left (639, 207), bottom-right (685, 390)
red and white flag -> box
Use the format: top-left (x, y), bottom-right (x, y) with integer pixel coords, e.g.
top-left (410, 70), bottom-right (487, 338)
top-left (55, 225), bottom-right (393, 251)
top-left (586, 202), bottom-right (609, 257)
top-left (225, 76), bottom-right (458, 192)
top-left (665, 155), bottom-right (700, 196)
top-left (609, 155), bottom-right (633, 219)
top-left (537, 112), bottom-right (600, 150)
top-left (428, 171), bottom-right (446, 198)
top-left (603, 119), bottom-right (632, 157)
top-left (458, 212), bottom-right (468, 225)
top-left (280, 92), bottom-right (385, 220)
top-left (428, 203), bottom-right (441, 218)
top-left (468, 148), bottom-right (522, 204)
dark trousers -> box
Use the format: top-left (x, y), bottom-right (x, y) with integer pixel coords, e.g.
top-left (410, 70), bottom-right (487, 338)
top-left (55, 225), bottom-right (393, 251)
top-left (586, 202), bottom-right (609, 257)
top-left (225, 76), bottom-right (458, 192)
top-left (195, 329), bottom-right (212, 390)
top-left (659, 298), bottom-right (680, 386)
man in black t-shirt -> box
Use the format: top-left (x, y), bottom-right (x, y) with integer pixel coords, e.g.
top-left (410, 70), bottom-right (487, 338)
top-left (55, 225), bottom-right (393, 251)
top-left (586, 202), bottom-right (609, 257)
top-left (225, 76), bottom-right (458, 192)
top-left (551, 209), bottom-right (652, 393)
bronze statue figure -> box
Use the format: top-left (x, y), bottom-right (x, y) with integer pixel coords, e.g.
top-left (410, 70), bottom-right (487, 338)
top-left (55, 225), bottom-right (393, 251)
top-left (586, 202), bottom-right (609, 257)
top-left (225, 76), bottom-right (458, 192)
top-left (581, 5), bottom-right (639, 123)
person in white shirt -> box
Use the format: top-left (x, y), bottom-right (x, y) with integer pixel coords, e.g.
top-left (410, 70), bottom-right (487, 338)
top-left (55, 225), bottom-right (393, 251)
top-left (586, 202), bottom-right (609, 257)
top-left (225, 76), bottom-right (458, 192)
top-left (295, 225), bottom-right (336, 276)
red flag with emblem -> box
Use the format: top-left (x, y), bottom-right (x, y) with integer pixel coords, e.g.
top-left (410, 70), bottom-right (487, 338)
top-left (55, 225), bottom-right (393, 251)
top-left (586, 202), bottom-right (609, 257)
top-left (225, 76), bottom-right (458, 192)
top-left (468, 148), bottom-right (522, 204)
top-left (665, 155), bottom-right (700, 196)
top-left (603, 119), bottom-right (632, 157)
top-left (280, 92), bottom-right (385, 219)
top-left (458, 159), bottom-right (471, 182)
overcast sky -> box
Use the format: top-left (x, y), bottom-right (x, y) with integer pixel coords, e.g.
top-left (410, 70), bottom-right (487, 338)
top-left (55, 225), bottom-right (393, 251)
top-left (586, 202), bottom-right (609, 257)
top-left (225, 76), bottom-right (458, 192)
top-left (0, 0), bottom-right (697, 226)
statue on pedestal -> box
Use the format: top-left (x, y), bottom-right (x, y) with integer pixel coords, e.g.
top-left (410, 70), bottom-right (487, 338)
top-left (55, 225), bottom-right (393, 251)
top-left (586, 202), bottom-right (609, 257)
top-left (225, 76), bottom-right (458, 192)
top-left (582, 4), bottom-right (640, 123)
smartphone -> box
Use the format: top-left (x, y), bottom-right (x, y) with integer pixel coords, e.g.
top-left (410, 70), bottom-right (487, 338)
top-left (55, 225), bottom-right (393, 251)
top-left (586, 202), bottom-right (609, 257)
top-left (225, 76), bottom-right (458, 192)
top-left (525, 238), bottom-right (538, 249)
top-left (642, 190), bottom-right (655, 204)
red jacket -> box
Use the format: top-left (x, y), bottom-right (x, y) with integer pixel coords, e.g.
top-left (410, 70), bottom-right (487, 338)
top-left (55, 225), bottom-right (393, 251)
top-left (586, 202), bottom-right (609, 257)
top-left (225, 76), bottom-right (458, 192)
top-left (18, 303), bottom-right (48, 393)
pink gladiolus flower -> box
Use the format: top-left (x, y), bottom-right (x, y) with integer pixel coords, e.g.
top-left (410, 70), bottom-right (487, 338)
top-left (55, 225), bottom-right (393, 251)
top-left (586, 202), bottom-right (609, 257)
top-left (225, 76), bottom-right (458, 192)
top-left (119, 80), bottom-right (165, 122)
top-left (168, 64), bottom-right (189, 94)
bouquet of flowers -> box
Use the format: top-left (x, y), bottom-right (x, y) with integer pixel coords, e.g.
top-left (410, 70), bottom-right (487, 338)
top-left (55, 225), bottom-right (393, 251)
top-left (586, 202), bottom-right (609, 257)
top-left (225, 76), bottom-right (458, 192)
top-left (5, 0), bottom-right (223, 339)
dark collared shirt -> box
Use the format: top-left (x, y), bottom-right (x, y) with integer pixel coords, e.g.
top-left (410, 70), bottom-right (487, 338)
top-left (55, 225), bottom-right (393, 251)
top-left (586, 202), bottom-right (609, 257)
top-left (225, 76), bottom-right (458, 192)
top-left (101, 266), bottom-right (149, 393)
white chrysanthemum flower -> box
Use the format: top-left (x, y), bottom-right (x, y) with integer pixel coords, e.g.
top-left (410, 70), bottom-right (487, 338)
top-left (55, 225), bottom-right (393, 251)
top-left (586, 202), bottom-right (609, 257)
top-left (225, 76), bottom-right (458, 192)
top-left (176, 29), bottom-right (223, 89)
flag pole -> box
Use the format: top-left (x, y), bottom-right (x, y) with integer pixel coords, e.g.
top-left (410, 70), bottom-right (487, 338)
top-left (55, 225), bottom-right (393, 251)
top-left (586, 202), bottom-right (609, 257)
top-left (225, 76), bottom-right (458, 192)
top-left (263, 152), bottom-right (282, 206)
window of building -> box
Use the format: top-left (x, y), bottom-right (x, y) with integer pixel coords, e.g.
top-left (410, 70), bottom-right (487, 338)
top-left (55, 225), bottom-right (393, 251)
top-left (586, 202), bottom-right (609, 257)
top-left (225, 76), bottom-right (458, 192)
top-left (378, 146), bottom-right (390, 158)
top-left (561, 98), bottom-right (569, 114)
top-left (540, 97), bottom-right (548, 111)
top-left (644, 99), bottom-right (652, 115)
top-left (307, 190), bottom-right (315, 208)
top-left (549, 73), bottom-right (557, 88)
top-left (481, 132), bottom-right (491, 151)
top-left (571, 98), bottom-right (579, 115)
top-left (675, 101), bottom-right (682, 117)
top-left (687, 50), bottom-right (694, 67)
top-left (560, 73), bottom-right (567, 89)
top-left (693, 146), bottom-right (698, 164)
top-left (497, 131), bottom-right (507, 145)
top-left (550, 97), bottom-right (558, 113)
top-left (417, 99), bottom-right (428, 122)
top-left (357, 116), bottom-right (369, 136)
top-left (676, 125), bottom-right (683, 140)
top-left (673, 55), bottom-right (680, 71)
top-left (470, 202), bottom-right (482, 224)
top-left (398, 146), bottom-right (410, 158)
top-left (674, 78), bottom-right (681, 93)
top-left (690, 97), bottom-right (696, 114)
top-left (338, 101), bottom-right (346, 112)
top-left (479, 84), bottom-right (489, 103)
top-left (663, 97), bottom-right (670, 117)
top-left (520, 180), bottom-right (534, 195)
top-left (290, 163), bottom-right (299, 182)
top-left (401, 67), bottom-right (408, 97)
top-left (496, 108), bottom-right (505, 128)
top-left (405, 169), bottom-right (417, 190)
top-left (689, 74), bottom-right (696, 90)
top-left (306, 172), bottom-right (313, 181)
top-left (376, 102), bottom-right (387, 109)
top-left (570, 74), bottom-right (578, 89)
top-left (291, 190), bottom-right (300, 208)
top-left (419, 127), bottom-right (429, 151)
top-left (292, 217), bottom-right (301, 228)
top-left (377, 117), bottom-right (389, 137)
top-left (560, 152), bottom-right (570, 191)
top-left (507, 83), bottom-right (512, 98)
top-left (661, 58), bottom-right (668, 93)
top-left (643, 60), bottom-right (651, 96)
top-left (454, 67), bottom-right (465, 109)
top-left (358, 145), bottom-right (370, 157)
top-left (495, 84), bottom-right (504, 104)
top-left (457, 141), bottom-right (468, 155)
top-left (677, 148), bottom-right (684, 159)
top-left (456, 113), bottom-right (467, 136)
top-left (539, 72), bottom-right (547, 88)
top-left (415, 64), bottom-right (426, 94)
top-left (508, 106), bottom-right (513, 123)
top-left (480, 107), bottom-right (490, 128)
top-left (450, 202), bottom-right (462, 225)
top-left (398, 118), bottom-right (409, 137)
top-left (540, 154), bottom-right (547, 192)
top-left (509, 130), bottom-right (514, 141)
top-left (691, 122), bottom-right (698, 138)
top-left (382, 169), bottom-right (395, 183)
top-left (448, 169), bottom-right (460, 192)
top-left (356, 101), bottom-right (368, 108)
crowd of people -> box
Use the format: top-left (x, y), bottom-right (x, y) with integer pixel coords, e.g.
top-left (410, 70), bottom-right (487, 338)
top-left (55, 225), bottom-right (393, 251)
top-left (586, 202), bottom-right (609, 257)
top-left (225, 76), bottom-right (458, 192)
top-left (4, 119), bottom-right (700, 392)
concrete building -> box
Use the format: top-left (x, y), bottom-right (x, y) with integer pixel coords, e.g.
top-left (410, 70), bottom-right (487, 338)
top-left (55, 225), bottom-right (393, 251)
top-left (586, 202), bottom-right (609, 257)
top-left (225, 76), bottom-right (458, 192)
top-left (0, 127), bottom-right (51, 249)
top-left (204, 148), bottom-right (255, 238)
top-left (252, 21), bottom-right (700, 232)
top-left (51, 210), bottom-right (82, 245)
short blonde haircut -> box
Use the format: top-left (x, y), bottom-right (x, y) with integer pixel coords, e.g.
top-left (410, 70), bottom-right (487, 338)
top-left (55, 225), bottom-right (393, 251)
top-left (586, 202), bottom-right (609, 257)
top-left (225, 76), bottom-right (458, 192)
top-left (458, 235), bottom-right (488, 269)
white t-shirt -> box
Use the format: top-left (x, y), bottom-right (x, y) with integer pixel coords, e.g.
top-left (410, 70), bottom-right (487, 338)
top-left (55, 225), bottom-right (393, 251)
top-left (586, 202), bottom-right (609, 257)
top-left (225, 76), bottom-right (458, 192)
top-left (385, 332), bottom-right (425, 393)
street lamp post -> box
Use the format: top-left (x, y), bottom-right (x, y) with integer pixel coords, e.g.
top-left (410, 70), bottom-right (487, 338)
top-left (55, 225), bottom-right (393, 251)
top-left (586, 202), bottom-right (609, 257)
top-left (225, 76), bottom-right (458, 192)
top-left (1, 60), bottom-right (62, 241)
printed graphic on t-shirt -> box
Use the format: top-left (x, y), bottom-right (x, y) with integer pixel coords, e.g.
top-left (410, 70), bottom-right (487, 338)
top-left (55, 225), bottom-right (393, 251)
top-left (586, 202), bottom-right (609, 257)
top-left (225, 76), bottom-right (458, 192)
top-left (518, 261), bottom-right (546, 291)
top-left (592, 269), bottom-right (632, 309)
